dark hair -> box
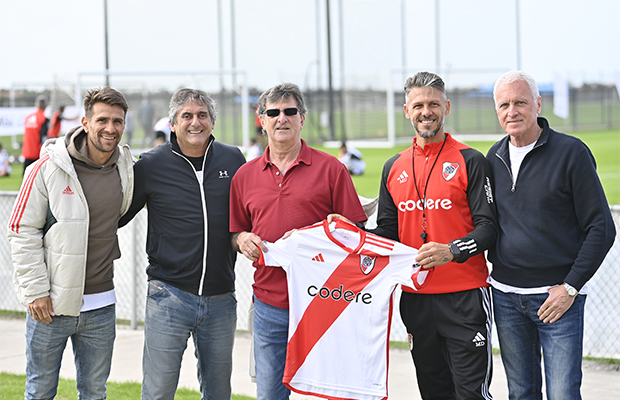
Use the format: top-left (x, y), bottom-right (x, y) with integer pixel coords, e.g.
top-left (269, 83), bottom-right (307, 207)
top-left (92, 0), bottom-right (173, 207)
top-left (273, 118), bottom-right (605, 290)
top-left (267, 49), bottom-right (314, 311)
top-left (169, 88), bottom-right (217, 126)
top-left (257, 82), bottom-right (307, 116)
top-left (83, 87), bottom-right (128, 119)
top-left (403, 72), bottom-right (446, 100)
top-left (35, 95), bottom-right (48, 110)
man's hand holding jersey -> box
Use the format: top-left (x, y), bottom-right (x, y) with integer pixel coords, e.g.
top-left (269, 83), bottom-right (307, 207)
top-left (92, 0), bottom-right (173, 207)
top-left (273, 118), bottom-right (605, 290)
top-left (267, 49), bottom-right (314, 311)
top-left (233, 231), bottom-right (268, 262)
top-left (416, 242), bottom-right (455, 269)
top-left (327, 213), bottom-right (456, 270)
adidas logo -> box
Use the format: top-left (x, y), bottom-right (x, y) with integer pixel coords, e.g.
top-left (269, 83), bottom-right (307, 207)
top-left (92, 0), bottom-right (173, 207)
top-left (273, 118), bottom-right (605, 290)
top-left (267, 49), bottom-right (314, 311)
top-left (398, 170), bottom-right (408, 184)
top-left (62, 186), bottom-right (74, 195)
top-left (472, 332), bottom-right (486, 347)
top-left (312, 253), bottom-right (325, 262)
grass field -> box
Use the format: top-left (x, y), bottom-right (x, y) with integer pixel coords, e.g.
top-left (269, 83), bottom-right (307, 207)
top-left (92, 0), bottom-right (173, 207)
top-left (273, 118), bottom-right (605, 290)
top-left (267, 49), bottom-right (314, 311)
top-left (0, 372), bottom-right (254, 400)
top-left (319, 129), bottom-right (620, 204)
top-left (0, 129), bottom-right (617, 203)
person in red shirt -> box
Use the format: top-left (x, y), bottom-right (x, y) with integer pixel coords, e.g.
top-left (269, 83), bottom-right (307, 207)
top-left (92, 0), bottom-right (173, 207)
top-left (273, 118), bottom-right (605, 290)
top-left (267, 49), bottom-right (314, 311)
top-left (48, 105), bottom-right (77, 139)
top-left (372, 72), bottom-right (497, 400)
top-left (22, 95), bottom-right (49, 174)
top-left (230, 82), bottom-right (366, 400)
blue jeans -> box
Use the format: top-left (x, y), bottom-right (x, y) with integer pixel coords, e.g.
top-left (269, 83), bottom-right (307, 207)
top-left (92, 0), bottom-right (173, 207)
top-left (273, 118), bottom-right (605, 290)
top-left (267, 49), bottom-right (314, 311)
top-left (142, 280), bottom-right (237, 400)
top-left (253, 295), bottom-right (291, 400)
top-left (25, 304), bottom-right (116, 400)
top-left (492, 288), bottom-right (585, 400)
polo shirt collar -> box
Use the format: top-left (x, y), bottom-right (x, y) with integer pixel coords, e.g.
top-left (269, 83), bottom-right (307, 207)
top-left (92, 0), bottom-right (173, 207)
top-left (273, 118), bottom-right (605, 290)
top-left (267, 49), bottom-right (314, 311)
top-left (259, 139), bottom-right (312, 170)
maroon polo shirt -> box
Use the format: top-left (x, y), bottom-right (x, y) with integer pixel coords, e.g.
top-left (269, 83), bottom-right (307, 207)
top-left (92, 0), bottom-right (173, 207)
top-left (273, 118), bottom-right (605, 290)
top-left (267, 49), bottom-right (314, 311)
top-left (230, 139), bottom-right (366, 308)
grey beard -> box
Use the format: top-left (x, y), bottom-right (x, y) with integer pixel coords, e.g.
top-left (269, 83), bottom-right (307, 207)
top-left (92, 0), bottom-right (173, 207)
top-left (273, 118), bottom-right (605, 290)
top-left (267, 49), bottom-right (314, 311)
top-left (414, 118), bottom-right (444, 138)
top-left (416, 128), bottom-right (440, 139)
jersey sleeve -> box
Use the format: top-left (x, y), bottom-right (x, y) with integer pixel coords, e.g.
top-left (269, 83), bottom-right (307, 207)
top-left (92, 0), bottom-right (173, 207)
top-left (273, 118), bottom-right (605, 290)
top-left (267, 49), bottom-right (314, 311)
top-left (257, 234), bottom-right (299, 271)
top-left (387, 240), bottom-right (434, 291)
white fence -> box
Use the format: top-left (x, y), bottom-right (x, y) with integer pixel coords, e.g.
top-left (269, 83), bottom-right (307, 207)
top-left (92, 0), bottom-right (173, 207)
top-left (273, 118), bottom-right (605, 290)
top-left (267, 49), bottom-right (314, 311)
top-left (0, 192), bottom-right (618, 359)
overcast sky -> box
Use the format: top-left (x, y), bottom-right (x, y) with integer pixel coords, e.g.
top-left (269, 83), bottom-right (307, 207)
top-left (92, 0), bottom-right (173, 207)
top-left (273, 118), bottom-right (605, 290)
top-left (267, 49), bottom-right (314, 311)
top-left (1, 0), bottom-right (619, 93)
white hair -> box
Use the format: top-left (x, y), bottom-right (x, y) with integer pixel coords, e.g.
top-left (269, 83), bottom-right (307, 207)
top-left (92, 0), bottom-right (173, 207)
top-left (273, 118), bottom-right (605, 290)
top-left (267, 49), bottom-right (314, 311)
top-left (493, 71), bottom-right (540, 107)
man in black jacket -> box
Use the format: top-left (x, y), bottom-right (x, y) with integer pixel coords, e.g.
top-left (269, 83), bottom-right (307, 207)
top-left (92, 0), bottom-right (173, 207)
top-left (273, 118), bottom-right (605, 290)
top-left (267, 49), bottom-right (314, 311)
top-left (120, 88), bottom-right (246, 400)
top-left (486, 71), bottom-right (616, 400)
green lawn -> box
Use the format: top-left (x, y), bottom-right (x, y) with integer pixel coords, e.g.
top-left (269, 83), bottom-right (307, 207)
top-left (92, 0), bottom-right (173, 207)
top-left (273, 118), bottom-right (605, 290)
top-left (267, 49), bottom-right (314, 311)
top-left (318, 129), bottom-right (620, 204)
top-left (1, 129), bottom-right (618, 203)
top-left (0, 372), bottom-right (255, 400)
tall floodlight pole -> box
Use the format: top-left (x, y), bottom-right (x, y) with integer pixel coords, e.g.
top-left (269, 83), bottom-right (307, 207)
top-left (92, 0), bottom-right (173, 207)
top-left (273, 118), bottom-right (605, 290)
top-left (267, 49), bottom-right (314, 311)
top-left (326, 0), bottom-right (335, 141)
top-left (401, 0), bottom-right (407, 82)
top-left (231, 0), bottom-right (239, 144)
top-left (104, 0), bottom-right (110, 87)
top-left (231, 0), bottom-right (237, 85)
top-left (316, 0), bottom-right (322, 90)
top-left (338, 0), bottom-right (346, 142)
top-left (216, 0), bottom-right (227, 137)
top-left (217, 0), bottom-right (225, 90)
top-left (516, 0), bottom-right (522, 70)
top-left (435, 0), bottom-right (440, 73)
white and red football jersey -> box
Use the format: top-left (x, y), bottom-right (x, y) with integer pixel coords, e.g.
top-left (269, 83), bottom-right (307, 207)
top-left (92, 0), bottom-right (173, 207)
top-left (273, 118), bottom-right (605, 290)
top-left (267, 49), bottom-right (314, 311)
top-left (258, 219), bottom-right (432, 400)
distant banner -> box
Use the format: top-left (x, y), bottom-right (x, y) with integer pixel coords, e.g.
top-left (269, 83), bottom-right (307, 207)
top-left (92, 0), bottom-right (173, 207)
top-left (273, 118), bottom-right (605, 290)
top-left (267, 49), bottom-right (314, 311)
top-left (0, 106), bottom-right (81, 137)
top-left (0, 107), bottom-right (36, 136)
top-left (553, 73), bottom-right (569, 119)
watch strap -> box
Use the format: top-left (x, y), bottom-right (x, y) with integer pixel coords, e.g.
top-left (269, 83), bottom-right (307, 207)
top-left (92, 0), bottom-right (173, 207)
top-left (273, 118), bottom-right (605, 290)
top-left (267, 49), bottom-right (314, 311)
top-left (563, 282), bottom-right (578, 297)
top-left (448, 242), bottom-right (460, 262)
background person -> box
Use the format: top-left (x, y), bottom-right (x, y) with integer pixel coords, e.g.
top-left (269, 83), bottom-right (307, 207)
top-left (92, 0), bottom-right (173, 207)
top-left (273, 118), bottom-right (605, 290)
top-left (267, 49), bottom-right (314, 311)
top-left (8, 87), bottom-right (134, 399)
top-left (487, 70), bottom-right (616, 400)
top-left (139, 96), bottom-right (156, 146)
top-left (48, 104), bottom-right (78, 138)
top-left (245, 136), bottom-right (262, 160)
top-left (338, 141), bottom-right (366, 175)
top-left (153, 130), bottom-right (166, 147)
top-left (0, 143), bottom-right (12, 176)
top-left (22, 95), bottom-right (49, 174)
top-left (230, 82), bottom-right (366, 400)
top-left (119, 88), bottom-right (246, 400)
top-left (366, 71), bottom-right (497, 399)
top-left (153, 115), bottom-right (172, 143)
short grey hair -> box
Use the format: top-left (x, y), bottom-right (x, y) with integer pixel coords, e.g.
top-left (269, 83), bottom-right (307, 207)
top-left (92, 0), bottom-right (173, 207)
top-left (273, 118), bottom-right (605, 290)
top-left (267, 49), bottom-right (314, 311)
top-left (257, 82), bottom-right (308, 116)
top-left (404, 72), bottom-right (446, 100)
top-left (493, 71), bottom-right (540, 106)
top-left (169, 88), bottom-right (217, 126)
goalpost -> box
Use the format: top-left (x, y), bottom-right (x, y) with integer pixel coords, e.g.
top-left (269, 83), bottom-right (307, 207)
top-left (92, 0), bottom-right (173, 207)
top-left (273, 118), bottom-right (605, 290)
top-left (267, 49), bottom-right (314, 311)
top-left (76, 69), bottom-right (251, 150)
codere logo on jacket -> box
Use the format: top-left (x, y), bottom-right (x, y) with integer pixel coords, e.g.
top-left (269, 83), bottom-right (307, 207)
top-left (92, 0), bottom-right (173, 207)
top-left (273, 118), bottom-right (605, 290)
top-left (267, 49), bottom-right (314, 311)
top-left (398, 198), bottom-right (453, 212)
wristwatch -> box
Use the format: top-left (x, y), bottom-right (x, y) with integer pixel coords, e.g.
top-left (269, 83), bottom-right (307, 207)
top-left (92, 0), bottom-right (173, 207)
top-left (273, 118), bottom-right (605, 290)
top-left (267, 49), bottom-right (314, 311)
top-left (448, 242), bottom-right (460, 262)
top-left (563, 282), bottom-right (578, 297)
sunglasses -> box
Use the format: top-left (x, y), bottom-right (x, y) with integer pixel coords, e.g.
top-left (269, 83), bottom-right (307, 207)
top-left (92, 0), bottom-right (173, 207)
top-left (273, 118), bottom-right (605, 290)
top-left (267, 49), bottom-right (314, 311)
top-left (265, 108), bottom-right (299, 118)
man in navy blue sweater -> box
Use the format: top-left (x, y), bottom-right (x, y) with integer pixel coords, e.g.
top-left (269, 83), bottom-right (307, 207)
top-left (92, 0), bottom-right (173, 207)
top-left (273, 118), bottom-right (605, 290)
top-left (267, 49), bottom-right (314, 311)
top-left (486, 71), bottom-right (616, 400)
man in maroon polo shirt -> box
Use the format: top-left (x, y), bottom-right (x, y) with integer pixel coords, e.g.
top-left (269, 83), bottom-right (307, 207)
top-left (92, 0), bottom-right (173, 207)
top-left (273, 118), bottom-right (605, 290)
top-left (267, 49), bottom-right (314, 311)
top-left (230, 82), bottom-right (366, 400)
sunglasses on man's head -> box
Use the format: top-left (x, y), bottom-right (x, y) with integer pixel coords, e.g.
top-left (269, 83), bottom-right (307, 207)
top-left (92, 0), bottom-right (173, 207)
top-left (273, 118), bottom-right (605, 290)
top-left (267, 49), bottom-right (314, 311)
top-left (265, 108), bottom-right (299, 118)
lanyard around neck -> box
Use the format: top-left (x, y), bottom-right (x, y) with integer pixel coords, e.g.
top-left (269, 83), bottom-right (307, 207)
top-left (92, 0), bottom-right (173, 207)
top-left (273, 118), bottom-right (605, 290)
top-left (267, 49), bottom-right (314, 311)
top-left (411, 136), bottom-right (447, 243)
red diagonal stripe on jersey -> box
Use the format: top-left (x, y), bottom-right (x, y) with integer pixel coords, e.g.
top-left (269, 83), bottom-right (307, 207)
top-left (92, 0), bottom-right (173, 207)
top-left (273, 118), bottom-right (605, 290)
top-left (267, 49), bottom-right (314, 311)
top-left (283, 251), bottom-right (388, 382)
top-left (9, 155), bottom-right (49, 233)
